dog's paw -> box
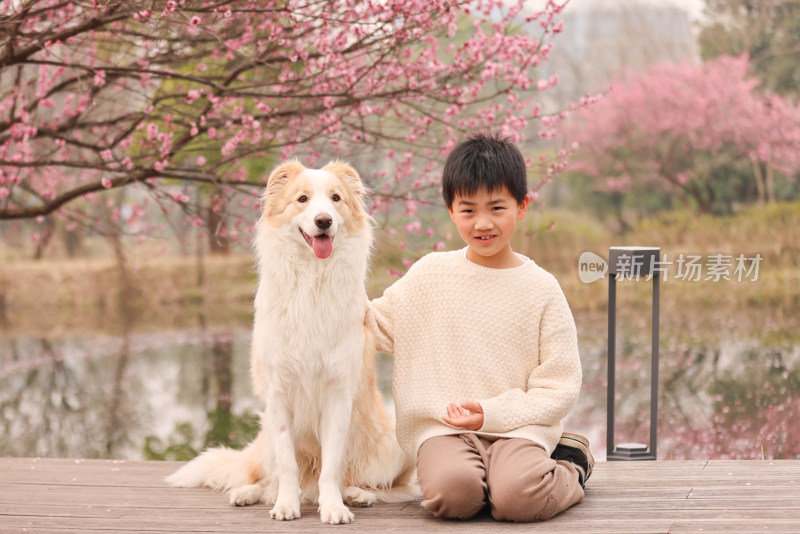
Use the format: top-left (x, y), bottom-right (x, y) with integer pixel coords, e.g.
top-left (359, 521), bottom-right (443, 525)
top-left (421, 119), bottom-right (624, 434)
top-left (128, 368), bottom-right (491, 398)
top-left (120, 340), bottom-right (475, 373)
top-left (270, 499), bottom-right (301, 521)
top-left (342, 486), bottom-right (377, 507)
top-left (319, 501), bottom-right (354, 524)
top-left (229, 484), bottom-right (264, 506)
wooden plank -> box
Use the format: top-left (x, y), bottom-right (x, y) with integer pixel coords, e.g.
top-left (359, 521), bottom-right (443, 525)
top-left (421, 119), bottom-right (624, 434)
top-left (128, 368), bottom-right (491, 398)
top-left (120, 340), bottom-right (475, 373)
top-left (0, 485), bottom-right (228, 508)
top-left (668, 521), bottom-right (800, 533)
top-left (595, 460), bottom-right (709, 470)
top-left (1, 458), bottom-right (180, 486)
top-left (0, 514), bottom-right (676, 534)
top-left (2, 458), bottom-right (800, 533)
top-left (702, 460), bottom-right (800, 471)
top-left (570, 497), bottom-right (800, 511)
top-left (7, 499), bottom-right (798, 522)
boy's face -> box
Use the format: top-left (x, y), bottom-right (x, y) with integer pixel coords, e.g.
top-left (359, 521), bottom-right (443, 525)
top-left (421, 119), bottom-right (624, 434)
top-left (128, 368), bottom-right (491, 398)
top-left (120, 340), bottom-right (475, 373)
top-left (448, 185), bottom-right (530, 269)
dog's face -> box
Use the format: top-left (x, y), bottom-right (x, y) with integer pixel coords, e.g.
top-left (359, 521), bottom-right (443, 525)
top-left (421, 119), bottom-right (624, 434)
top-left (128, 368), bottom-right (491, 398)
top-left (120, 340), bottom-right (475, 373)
top-left (260, 160), bottom-right (368, 259)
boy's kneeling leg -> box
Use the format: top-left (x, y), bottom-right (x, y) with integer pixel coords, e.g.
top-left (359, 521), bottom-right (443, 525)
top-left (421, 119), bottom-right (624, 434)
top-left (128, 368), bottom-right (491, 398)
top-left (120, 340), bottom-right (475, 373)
top-left (417, 435), bottom-right (488, 519)
top-left (487, 439), bottom-right (584, 522)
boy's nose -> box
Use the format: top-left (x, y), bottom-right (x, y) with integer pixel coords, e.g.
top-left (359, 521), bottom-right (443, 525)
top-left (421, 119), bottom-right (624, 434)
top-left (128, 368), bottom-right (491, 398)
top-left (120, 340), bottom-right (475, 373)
top-left (475, 218), bottom-right (494, 230)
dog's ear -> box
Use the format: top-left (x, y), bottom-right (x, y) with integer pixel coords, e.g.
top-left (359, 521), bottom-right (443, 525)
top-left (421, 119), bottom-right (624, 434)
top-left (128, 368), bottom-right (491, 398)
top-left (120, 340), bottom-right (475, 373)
top-left (323, 160), bottom-right (365, 199)
top-left (265, 159), bottom-right (304, 192)
top-left (261, 160), bottom-right (305, 218)
top-left (324, 160), bottom-right (371, 229)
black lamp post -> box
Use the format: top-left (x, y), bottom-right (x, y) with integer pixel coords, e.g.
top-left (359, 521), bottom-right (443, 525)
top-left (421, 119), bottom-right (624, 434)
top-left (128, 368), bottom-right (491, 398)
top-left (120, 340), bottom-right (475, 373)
top-left (607, 246), bottom-right (661, 461)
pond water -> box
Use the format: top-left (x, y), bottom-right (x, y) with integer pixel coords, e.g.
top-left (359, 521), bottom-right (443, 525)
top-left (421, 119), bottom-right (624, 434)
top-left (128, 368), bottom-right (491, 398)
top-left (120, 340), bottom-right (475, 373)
top-left (1, 306), bottom-right (798, 461)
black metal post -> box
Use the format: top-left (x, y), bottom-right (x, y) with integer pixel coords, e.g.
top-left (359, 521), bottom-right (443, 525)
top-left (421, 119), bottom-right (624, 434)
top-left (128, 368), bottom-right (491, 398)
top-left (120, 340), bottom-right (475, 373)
top-left (650, 271), bottom-right (660, 460)
top-left (607, 272), bottom-right (617, 458)
top-left (606, 246), bottom-right (660, 461)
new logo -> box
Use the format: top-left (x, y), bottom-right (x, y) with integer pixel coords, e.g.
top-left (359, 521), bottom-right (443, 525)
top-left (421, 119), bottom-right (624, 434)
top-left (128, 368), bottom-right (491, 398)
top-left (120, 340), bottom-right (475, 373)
top-left (578, 251), bottom-right (608, 283)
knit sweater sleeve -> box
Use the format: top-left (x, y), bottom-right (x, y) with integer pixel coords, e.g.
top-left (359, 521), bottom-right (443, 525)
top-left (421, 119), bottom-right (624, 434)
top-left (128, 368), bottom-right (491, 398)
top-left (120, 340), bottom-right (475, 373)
top-left (367, 258), bottom-right (422, 355)
top-left (478, 284), bottom-right (582, 433)
top-left (366, 290), bottom-right (395, 355)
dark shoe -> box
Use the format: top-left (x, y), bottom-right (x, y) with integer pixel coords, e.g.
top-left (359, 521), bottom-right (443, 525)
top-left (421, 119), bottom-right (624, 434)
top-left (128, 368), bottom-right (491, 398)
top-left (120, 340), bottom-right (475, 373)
top-left (551, 432), bottom-right (595, 488)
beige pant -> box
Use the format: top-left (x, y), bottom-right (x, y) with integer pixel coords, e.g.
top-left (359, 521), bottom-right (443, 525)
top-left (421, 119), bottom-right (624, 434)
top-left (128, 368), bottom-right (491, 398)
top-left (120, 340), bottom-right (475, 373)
top-left (416, 434), bottom-right (585, 522)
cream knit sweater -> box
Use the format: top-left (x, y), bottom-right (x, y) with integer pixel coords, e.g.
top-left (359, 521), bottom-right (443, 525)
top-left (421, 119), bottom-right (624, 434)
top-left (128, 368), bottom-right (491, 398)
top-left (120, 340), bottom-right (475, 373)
top-left (367, 248), bottom-right (582, 459)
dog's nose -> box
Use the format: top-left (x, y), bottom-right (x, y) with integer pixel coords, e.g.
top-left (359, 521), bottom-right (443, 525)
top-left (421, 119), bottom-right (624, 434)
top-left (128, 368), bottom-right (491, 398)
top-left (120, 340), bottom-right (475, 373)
top-left (315, 214), bottom-right (332, 230)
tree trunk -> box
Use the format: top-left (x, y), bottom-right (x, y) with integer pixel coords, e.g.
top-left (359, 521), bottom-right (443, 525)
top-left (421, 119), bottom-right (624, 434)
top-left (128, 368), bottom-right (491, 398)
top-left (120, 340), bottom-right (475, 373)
top-left (206, 187), bottom-right (230, 255)
top-left (687, 182), bottom-right (713, 214)
top-left (751, 156), bottom-right (766, 205)
top-left (62, 224), bottom-right (84, 258)
top-left (33, 216), bottom-right (56, 260)
top-left (766, 157), bottom-right (776, 203)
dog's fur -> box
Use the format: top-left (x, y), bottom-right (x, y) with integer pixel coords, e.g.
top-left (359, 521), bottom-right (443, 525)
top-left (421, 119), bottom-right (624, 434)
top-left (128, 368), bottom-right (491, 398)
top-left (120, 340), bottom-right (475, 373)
top-left (166, 160), bottom-right (414, 524)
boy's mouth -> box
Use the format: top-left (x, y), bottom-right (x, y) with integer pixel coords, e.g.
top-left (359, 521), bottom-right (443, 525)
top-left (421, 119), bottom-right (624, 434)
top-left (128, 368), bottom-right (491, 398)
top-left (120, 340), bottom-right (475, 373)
top-left (476, 235), bottom-right (496, 241)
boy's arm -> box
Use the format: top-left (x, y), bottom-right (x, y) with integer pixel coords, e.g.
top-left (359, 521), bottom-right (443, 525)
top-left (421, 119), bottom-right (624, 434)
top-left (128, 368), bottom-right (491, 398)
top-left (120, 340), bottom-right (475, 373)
top-left (365, 256), bottom-right (423, 356)
top-left (366, 292), bottom-right (395, 355)
top-left (478, 290), bottom-right (582, 434)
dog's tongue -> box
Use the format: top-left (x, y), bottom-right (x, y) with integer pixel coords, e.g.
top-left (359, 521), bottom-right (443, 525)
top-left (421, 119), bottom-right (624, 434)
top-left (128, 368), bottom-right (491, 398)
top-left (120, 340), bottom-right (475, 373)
top-left (312, 235), bottom-right (332, 259)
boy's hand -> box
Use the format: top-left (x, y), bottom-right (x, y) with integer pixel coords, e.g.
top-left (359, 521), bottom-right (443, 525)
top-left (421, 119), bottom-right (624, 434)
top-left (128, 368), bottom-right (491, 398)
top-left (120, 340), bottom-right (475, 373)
top-left (443, 401), bottom-right (484, 431)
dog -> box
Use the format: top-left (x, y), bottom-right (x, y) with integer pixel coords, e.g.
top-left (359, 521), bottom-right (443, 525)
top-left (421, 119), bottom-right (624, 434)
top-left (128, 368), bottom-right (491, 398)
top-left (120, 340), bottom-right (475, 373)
top-left (166, 160), bottom-right (415, 524)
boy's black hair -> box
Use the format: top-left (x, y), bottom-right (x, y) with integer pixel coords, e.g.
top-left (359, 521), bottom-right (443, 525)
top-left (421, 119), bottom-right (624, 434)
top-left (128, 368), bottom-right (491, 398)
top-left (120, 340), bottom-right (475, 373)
top-left (442, 131), bottom-right (528, 209)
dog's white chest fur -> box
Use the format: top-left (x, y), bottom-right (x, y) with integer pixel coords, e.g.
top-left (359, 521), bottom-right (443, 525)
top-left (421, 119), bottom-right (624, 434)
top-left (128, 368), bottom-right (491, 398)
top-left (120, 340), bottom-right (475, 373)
top-left (253, 229), bottom-right (369, 374)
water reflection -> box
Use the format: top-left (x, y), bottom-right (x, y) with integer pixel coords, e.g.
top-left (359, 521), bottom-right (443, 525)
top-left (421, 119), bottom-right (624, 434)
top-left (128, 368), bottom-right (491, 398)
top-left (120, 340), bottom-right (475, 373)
top-left (567, 312), bottom-right (800, 461)
top-left (0, 327), bottom-right (259, 460)
top-left (1, 310), bottom-right (798, 461)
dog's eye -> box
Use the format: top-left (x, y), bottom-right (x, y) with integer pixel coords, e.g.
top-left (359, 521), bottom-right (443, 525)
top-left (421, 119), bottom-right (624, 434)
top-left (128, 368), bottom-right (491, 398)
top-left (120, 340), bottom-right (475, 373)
top-left (297, 195), bottom-right (308, 203)
top-left (331, 194), bottom-right (341, 202)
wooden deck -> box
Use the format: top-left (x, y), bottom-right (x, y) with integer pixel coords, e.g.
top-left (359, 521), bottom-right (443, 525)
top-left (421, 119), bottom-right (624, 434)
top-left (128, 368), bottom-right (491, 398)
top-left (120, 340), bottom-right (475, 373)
top-left (2, 458), bottom-right (799, 533)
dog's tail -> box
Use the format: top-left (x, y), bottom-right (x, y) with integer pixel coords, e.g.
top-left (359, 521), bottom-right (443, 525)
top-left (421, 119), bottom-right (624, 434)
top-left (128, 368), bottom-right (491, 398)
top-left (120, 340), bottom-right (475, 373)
top-left (165, 434), bottom-right (266, 492)
top-left (372, 482), bottom-right (422, 503)
top-left (370, 465), bottom-right (421, 503)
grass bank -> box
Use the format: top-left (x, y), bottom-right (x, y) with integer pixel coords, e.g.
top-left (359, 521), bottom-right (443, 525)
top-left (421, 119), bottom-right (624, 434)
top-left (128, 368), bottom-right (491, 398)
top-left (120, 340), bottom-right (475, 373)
top-left (2, 203), bottom-right (798, 336)
top-left (0, 253), bottom-right (257, 336)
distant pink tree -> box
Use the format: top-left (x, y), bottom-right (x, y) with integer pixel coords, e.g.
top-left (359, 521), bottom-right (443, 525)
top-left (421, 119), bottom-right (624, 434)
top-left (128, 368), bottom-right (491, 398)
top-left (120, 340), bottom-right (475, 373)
top-left (0, 0), bottom-right (575, 246)
top-left (566, 55), bottom-right (800, 214)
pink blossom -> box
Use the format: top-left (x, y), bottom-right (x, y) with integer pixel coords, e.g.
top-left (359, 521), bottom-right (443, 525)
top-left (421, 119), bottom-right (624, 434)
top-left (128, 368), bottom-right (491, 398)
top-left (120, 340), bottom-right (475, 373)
top-left (566, 54), bottom-right (800, 211)
top-left (0, 0), bottom-right (574, 247)
top-left (404, 221), bottom-right (421, 234)
top-left (185, 90), bottom-right (201, 103)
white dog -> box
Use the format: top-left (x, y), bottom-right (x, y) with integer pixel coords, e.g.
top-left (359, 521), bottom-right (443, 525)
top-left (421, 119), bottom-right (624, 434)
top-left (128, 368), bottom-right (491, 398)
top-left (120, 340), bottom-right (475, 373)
top-left (167, 160), bottom-right (414, 524)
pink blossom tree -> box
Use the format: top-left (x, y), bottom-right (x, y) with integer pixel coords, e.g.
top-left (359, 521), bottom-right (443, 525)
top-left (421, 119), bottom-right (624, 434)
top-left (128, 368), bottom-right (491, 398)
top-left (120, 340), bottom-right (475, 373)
top-left (0, 0), bottom-right (575, 250)
top-left (566, 55), bottom-right (800, 216)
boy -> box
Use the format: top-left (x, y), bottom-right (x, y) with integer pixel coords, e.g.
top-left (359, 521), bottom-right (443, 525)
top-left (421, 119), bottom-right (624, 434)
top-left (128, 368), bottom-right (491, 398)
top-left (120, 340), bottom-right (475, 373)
top-left (368, 131), bottom-right (593, 522)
